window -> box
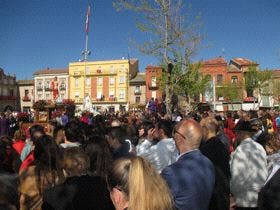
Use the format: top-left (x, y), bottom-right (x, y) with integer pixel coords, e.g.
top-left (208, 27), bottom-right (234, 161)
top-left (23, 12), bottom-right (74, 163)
top-left (110, 66), bottom-right (115, 73)
top-left (46, 94), bottom-right (50, 100)
top-left (86, 67), bottom-right (90, 74)
top-left (119, 90), bottom-right (125, 99)
top-left (24, 90), bottom-right (29, 97)
top-left (98, 77), bottom-right (103, 86)
top-left (37, 81), bottom-right (43, 89)
top-left (45, 80), bottom-right (50, 88)
top-left (38, 94), bottom-right (42, 100)
top-left (120, 65), bottom-right (125, 73)
top-left (135, 86), bottom-right (141, 94)
top-left (152, 91), bottom-right (156, 99)
top-left (109, 90), bottom-right (115, 98)
top-left (151, 77), bottom-right (156, 87)
top-left (135, 96), bottom-right (140, 103)
top-left (231, 76), bottom-right (238, 84)
top-left (9, 89), bottom-right (14, 97)
top-left (119, 76), bottom-right (125, 84)
top-left (86, 77), bottom-right (91, 86)
top-left (75, 78), bottom-right (79, 87)
top-left (97, 91), bottom-right (102, 99)
top-left (60, 80), bottom-right (66, 90)
top-left (217, 74), bottom-right (223, 83)
top-left (61, 93), bottom-right (65, 99)
top-left (2, 88), bottom-right (7, 96)
top-left (109, 77), bottom-right (115, 85)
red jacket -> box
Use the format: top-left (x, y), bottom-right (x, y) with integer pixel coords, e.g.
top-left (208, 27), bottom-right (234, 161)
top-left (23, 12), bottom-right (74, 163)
top-left (12, 140), bottom-right (25, 155)
top-left (19, 151), bottom-right (34, 173)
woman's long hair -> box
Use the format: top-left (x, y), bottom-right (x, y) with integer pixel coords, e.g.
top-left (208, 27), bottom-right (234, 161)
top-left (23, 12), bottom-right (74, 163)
top-left (84, 135), bottom-right (112, 177)
top-left (33, 135), bottom-right (64, 194)
top-left (107, 156), bottom-right (173, 210)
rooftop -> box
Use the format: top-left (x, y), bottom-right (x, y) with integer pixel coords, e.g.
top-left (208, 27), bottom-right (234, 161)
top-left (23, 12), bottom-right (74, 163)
top-left (33, 68), bottom-right (68, 75)
top-left (202, 57), bottom-right (227, 66)
top-left (17, 79), bottom-right (34, 85)
top-left (231, 58), bottom-right (258, 66)
top-left (130, 72), bottom-right (146, 84)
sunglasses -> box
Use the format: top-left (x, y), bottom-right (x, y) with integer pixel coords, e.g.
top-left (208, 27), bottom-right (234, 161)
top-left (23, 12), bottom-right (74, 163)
top-left (172, 128), bottom-right (186, 139)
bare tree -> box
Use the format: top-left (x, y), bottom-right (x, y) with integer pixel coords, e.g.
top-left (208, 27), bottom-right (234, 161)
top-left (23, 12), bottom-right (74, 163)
top-left (114, 0), bottom-right (202, 114)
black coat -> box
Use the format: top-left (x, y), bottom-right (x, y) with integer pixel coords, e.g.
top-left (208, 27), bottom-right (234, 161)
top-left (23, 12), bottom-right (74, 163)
top-left (42, 175), bottom-right (114, 210)
top-left (258, 168), bottom-right (280, 210)
top-left (200, 137), bottom-right (230, 210)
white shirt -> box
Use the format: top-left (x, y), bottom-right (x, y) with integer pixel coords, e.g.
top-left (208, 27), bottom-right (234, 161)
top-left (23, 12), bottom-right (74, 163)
top-left (230, 138), bottom-right (268, 208)
top-left (136, 138), bottom-right (178, 173)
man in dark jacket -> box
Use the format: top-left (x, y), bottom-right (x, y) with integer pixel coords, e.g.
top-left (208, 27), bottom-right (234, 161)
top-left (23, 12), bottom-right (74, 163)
top-left (200, 117), bottom-right (231, 210)
top-left (161, 119), bottom-right (215, 210)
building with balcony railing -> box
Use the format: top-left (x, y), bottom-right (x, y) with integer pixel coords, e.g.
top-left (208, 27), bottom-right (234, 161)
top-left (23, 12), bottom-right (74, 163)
top-left (69, 59), bottom-right (138, 112)
top-left (129, 72), bottom-right (146, 106)
top-left (18, 79), bottom-right (34, 111)
top-left (0, 68), bottom-right (19, 111)
top-left (34, 68), bottom-right (69, 102)
top-left (145, 65), bottom-right (163, 101)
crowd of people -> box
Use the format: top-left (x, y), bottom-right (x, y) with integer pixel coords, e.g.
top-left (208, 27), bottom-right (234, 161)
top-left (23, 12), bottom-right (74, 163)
top-left (0, 107), bottom-right (280, 210)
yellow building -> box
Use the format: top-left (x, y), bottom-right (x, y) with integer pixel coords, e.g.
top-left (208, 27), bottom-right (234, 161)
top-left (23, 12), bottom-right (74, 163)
top-left (69, 59), bottom-right (138, 111)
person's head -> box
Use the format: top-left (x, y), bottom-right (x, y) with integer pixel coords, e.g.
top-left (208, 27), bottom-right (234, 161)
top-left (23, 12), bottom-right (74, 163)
top-left (250, 118), bottom-right (263, 131)
top-left (13, 130), bottom-right (26, 141)
top-left (29, 124), bottom-right (45, 144)
top-left (64, 120), bottom-right (83, 143)
top-left (138, 121), bottom-right (155, 140)
top-left (111, 119), bottom-right (122, 128)
top-left (107, 156), bottom-right (173, 210)
top-left (153, 120), bottom-right (173, 140)
top-left (33, 135), bottom-right (61, 171)
top-left (62, 147), bottom-right (90, 177)
top-left (0, 174), bottom-right (19, 210)
top-left (200, 117), bottom-right (219, 141)
top-left (0, 136), bottom-right (16, 173)
top-left (53, 125), bottom-right (65, 145)
top-left (234, 120), bottom-right (257, 144)
top-left (172, 119), bottom-right (203, 153)
top-left (107, 127), bottom-right (126, 150)
top-left (84, 135), bottom-right (112, 177)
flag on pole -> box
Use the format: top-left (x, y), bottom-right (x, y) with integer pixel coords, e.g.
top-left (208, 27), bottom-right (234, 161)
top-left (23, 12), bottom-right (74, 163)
top-left (85, 5), bottom-right (90, 34)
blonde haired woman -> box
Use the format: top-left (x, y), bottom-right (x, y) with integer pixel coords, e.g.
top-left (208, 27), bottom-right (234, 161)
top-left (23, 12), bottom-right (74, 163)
top-left (107, 156), bottom-right (173, 210)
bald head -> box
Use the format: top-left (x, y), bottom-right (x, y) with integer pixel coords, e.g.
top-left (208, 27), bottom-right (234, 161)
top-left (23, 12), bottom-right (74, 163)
top-left (200, 117), bottom-right (218, 140)
top-left (175, 119), bottom-right (203, 151)
top-left (200, 117), bottom-right (218, 133)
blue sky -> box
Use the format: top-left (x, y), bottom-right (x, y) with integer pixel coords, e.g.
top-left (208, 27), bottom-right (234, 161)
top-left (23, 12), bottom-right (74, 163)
top-left (1, 0), bottom-right (280, 79)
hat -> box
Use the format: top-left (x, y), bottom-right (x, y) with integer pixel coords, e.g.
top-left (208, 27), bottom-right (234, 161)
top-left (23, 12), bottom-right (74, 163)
top-left (233, 120), bottom-right (258, 132)
top-left (250, 118), bottom-right (263, 130)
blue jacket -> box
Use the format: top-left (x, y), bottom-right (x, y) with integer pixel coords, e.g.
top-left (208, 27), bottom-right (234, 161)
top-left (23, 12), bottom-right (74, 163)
top-left (161, 149), bottom-right (215, 210)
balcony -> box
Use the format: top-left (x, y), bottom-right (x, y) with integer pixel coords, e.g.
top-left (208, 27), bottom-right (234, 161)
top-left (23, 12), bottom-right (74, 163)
top-left (45, 86), bottom-right (51, 91)
top-left (109, 97), bottom-right (116, 101)
top-left (0, 95), bottom-right (16, 100)
top-left (22, 96), bottom-right (31, 102)
top-left (134, 90), bottom-right (141, 95)
top-left (59, 85), bottom-right (66, 90)
top-left (37, 86), bottom-right (43, 91)
top-left (148, 82), bottom-right (159, 90)
top-left (92, 97), bottom-right (117, 102)
top-left (73, 71), bottom-right (81, 76)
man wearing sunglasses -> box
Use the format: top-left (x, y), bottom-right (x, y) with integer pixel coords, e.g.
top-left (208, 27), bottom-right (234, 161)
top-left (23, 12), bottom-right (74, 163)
top-left (161, 119), bottom-right (215, 210)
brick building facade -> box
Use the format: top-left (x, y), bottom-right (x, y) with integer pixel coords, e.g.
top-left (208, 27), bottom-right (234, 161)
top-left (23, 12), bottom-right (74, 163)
top-left (145, 65), bottom-right (163, 101)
